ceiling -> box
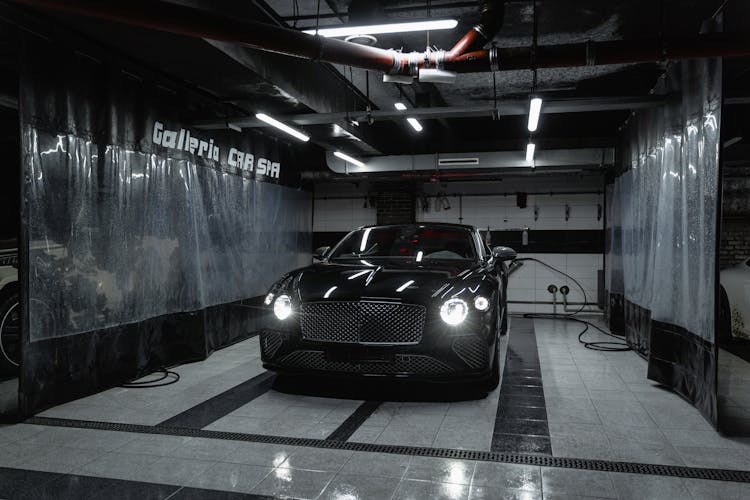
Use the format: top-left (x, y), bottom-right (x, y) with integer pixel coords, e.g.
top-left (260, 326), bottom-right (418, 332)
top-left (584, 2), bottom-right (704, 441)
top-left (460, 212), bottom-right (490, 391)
top-left (0, 0), bottom-right (743, 175)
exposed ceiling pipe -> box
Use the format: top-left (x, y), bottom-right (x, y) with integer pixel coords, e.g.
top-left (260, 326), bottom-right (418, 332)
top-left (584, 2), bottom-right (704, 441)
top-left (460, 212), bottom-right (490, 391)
top-left (14, 0), bottom-right (750, 76)
top-left (193, 96), bottom-right (665, 130)
top-left (324, 148), bottom-right (614, 175)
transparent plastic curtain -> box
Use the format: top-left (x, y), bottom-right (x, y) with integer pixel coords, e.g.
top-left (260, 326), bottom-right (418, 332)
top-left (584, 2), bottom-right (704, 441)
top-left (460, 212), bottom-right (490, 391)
top-left (25, 128), bottom-right (311, 341)
top-left (610, 54), bottom-right (720, 338)
top-left (607, 54), bottom-right (721, 422)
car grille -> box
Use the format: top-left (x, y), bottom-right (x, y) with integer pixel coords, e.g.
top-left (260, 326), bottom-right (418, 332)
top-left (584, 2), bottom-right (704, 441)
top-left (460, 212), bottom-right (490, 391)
top-left (452, 335), bottom-right (489, 369)
top-left (300, 301), bottom-right (425, 344)
top-left (260, 331), bottom-right (283, 359)
top-left (277, 350), bottom-right (453, 375)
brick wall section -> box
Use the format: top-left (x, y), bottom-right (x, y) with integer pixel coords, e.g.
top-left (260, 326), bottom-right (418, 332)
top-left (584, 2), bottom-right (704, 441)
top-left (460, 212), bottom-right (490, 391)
top-left (720, 219), bottom-right (750, 269)
top-left (721, 169), bottom-right (750, 269)
top-left (375, 191), bottom-right (415, 224)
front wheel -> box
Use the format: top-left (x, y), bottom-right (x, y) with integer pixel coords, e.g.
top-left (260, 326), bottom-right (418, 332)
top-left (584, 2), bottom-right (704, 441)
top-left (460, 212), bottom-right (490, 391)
top-left (0, 292), bottom-right (20, 375)
top-left (485, 342), bottom-right (500, 391)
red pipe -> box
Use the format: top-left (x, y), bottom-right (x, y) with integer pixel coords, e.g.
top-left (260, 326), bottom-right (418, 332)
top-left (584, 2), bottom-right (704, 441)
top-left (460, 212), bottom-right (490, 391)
top-left (13, 0), bottom-right (750, 75)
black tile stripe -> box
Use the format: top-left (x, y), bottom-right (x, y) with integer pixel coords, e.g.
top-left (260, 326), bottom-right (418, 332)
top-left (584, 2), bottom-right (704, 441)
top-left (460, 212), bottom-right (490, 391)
top-left (491, 318), bottom-right (552, 454)
top-left (158, 372), bottom-right (276, 429)
top-left (325, 400), bottom-right (382, 441)
top-left (25, 417), bottom-right (750, 483)
top-left (0, 467), bottom-right (282, 500)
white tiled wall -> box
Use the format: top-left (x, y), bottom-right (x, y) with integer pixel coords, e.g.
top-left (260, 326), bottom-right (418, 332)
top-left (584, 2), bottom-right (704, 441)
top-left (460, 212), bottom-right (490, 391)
top-left (312, 197), bottom-right (376, 232)
top-left (417, 193), bottom-right (603, 231)
top-left (418, 193), bottom-right (603, 314)
top-left (507, 253), bottom-right (603, 314)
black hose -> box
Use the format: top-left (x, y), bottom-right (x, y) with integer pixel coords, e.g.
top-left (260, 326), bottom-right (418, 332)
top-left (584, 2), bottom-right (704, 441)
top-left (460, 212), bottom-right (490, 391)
top-left (511, 257), bottom-right (631, 352)
top-left (120, 368), bottom-right (180, 388)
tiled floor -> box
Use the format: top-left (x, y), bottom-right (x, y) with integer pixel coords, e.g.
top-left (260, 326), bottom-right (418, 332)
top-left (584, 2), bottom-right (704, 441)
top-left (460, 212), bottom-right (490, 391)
top-left (1, 318), bottom-right (749, 499)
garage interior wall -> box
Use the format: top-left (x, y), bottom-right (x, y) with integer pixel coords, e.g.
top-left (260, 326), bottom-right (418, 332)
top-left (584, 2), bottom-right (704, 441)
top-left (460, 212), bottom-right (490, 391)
top-left (18, 31), bottom-right (312, 415)
top-left (606, 51), bottom-right (722, 424)
top-left (313, 177), bottom-right (604, 314)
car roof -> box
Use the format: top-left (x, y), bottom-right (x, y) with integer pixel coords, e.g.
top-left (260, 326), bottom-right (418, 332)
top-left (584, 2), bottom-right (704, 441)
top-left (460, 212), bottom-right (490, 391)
top-left (357, 223), bottom-right (477, 231)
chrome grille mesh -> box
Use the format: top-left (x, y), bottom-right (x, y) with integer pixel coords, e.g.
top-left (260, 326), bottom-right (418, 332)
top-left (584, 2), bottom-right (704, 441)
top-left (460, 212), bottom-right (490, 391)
top-left (260, 331), bottom-right (283, 359)
top-left (300, 301), bottom-right (425, 344)
top-left (278, 350), bottom-right (453, 375)
top-left (452, 335), bottom-right (489, 369)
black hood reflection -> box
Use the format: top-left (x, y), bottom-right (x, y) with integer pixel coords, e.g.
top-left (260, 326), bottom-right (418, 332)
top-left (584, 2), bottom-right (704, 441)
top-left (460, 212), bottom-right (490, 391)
top-left (296, 258), bottom-right (482, 303)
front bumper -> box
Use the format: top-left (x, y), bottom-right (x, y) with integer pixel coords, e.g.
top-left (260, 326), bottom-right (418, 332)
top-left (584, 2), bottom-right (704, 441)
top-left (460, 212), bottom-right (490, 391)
top-left (259, 328), bottom-right (496, 381)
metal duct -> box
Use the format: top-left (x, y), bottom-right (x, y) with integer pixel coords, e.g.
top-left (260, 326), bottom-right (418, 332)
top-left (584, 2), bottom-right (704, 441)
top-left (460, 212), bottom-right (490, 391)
top-left (16, 0), bottom-right (750, 76)
top-left (325, 148), bottom-right (614, 175)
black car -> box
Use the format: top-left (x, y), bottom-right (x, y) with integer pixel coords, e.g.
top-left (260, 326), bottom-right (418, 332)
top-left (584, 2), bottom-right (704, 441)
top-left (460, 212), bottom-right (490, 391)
top-left (259, 223), bottom-right (516, 389)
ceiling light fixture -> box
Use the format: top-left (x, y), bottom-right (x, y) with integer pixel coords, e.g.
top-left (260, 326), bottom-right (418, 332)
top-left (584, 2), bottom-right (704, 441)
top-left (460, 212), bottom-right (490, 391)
top-left (406, 118), bottom-right (423, 132)
top-left (303, 19), bottom-right (458, 38)
top-left (394, 102), bottom-right (407, 111)
top-left (255, 113), bottom-right (309, 142)
top-left (527, 97), bottom-right (543, 132)
top-left (526, 142), bottom-right (536, 163)
top-left (334, 150), bottom-right (365, 168)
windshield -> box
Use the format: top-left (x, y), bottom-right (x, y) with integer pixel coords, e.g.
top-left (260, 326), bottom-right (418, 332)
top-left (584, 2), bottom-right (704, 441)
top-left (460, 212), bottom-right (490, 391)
top-left (329, 226), bottom-right (477, 261)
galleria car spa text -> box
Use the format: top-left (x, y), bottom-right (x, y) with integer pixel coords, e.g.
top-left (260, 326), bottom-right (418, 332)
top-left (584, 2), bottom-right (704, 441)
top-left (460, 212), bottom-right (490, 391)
top-left (151, 121), bottom-right (282, 179)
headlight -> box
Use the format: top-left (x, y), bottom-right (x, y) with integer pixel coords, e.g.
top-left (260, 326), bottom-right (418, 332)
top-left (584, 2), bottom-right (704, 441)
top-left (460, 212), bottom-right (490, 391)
top-left (264, 293), bottom-right (275, 306)
top-left (440, 298), bottom-right (468, 325)
top-left (474, 296), bottom-right (489, 311)
top-left (273, 294), bottom-right (292, 320)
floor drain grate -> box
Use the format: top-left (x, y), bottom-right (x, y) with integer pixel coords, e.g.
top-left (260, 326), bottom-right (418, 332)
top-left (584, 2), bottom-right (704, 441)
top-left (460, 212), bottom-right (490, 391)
top-left (26, 416), bottom-right (750, 483)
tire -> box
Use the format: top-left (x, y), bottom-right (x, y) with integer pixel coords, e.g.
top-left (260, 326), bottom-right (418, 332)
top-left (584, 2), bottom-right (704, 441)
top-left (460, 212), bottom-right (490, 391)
top-left (718, 287), bottom-right (732, 345)
top-left (0, 291), bottom-right (20, 375)
top-left (485, 341), bottom-right (501, 391)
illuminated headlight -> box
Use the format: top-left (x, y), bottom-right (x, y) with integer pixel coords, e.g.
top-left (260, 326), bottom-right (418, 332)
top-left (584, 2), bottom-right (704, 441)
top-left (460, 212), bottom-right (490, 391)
top-left (264, 293), bottom-right (275, 306)
top-left (440, 298), bottom-right (468, 326)
top-left (474, 296), bottom-right (489, 311)
top-left (273, 294), bottom-right (293, 320)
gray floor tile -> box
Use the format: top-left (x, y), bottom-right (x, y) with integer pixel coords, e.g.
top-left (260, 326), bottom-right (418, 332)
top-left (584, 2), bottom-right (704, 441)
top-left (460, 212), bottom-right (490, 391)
top-left (392, 479), bottom-right (470, 500)
top-left (609, 472), bottom-right (692, 500)
top-left (472, 462), bottom-right (541, 492)
top-left (347, 425), bottom-right (384, 443)
top-left (340, 451), bottom-right (411, 478)
top-left (76, 451), bottom-right (162, 481)
top-left (171, 437), bottom-right (240, 461)
top-left (136, 456), bottom-right (216, 486)
top-left (186, 462), bottom-right (274, 493)
top-left (115, 435), bottom-right (193, 456)
top-left (16, 445), bottom-right (104, 473)
top-left (674, 446), bottom-right (750, 470)
top-left (540, 467), bottom-right (617, 498)
top-left (222, 442), bottom-right (294, 467)
top-left (320, 473), bottom-right (401, 500)
top-left (252, 467), bottom-right (335, 499)
top-left (682, 478), bottom-right (750, 500)
top-left (404, 457), bottom-right (476, 485)
top-left (468, 485), bottom-right (542, 499)
top-left (281, 448), bottom-right (354, 472)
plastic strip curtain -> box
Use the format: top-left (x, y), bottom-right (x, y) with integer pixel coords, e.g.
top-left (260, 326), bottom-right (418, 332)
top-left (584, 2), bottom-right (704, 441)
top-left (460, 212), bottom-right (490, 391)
top-left (607, 53), bottom-right (721, 422)
top-left (25, 128), bottom-right (311, 341)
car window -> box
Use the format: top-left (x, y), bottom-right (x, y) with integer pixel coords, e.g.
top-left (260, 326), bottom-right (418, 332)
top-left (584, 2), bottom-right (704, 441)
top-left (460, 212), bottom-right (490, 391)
top-left (329, 226), bottom-right (477, 261)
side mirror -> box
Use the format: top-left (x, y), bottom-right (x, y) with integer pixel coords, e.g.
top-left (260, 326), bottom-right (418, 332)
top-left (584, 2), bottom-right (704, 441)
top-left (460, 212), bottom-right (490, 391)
top-left (492, 246), bottom-right (517, 262)
top-left (313, 246), bottom-right (330, 261)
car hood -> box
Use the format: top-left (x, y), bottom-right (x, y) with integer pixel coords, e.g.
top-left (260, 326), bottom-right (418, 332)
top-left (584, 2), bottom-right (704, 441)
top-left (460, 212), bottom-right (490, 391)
top-left (294, 259), bottom-right (483, 303)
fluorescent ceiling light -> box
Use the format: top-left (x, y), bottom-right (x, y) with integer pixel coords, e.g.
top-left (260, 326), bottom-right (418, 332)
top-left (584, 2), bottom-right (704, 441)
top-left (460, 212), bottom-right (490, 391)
top-left (323, 286), bottom-right (337, 298)
top-left (348, 270), bottom-right (370, 280)
top-left (255, 113), bottom-right (309, 142)
top-left (416, 251), bottom-right (423, 262)
top-left (526, 142), bottom-right (536, 163)
top-left (334, 150), bottom-right (365, 168)
top-left (304, 19), bottom-right (458, 38)
top-left (407, 118), bottom-right (423, 132)
top-left (394, 102), bottom-right (407, 111)
top-left (527, 97), bottom-right (543, 132)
